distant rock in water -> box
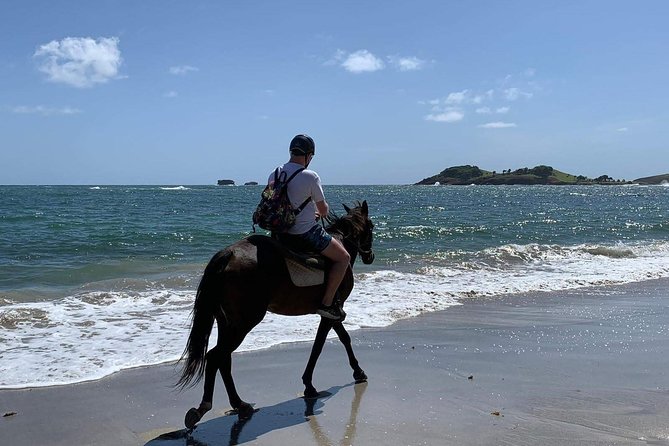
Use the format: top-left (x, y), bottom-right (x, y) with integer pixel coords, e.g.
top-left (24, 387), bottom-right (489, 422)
top-left (244, 181), bottom-right (259, 186)
top-left (217, 179), bottom-right (235, 186)
top-left (633, 173), bottom-right (669, 185)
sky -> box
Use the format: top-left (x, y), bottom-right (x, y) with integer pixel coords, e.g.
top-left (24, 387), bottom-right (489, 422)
top-left (1, 0), bottom-right (668, 185)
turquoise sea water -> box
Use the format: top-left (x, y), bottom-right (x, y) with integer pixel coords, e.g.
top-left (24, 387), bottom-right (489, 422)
top-left (1, 184), bottom-right (668, 387)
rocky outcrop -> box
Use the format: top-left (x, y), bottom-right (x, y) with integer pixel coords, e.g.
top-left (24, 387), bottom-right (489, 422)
top-left (634, 174), bottom-right (669, 185)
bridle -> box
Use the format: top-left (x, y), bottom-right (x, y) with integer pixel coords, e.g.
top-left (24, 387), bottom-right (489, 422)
top-left (324, 211), bottom-right (375, 264)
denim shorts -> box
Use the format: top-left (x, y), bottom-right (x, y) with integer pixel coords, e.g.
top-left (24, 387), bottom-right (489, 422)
top-left (277, 224), bottom-right (332, 253)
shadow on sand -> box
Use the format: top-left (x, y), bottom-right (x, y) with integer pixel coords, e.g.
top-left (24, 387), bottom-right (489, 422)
top-left (146, 382), bottom-right (367, 446)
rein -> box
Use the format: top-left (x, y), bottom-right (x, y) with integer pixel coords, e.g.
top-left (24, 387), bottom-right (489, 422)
top-left (357, 245), bottom-right (373, 255)
top-left (326, 221), bottom-right (371, 257)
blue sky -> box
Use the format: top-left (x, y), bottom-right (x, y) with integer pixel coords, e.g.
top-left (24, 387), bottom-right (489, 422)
top-left (1, 1), bottom-right (667, 185)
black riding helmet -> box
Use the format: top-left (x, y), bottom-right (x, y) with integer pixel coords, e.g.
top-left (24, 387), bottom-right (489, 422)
top-left (289, 134), bottom-right (315, 156)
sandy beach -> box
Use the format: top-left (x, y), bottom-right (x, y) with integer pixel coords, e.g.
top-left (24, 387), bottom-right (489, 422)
top-left (2, 279), bottom-right (668, 445)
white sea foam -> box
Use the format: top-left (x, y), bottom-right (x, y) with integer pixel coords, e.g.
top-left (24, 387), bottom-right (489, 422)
top-left (2, 240), bottom-right (669, 388)
top-left (160, 186), bottom-right (189, 190)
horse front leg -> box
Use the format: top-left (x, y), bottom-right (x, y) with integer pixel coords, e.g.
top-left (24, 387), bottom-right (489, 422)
top-left (302, 318), bottom-right (334, 398)
top-left (332, 321), bottom-right (367, 383)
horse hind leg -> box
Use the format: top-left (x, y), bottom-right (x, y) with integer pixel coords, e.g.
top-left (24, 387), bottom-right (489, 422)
top-left (218, 349), bottom-right (254, 418)
top-left (184, 323), bottom-right (255, 428)
top-left (332, 322), bottom-right (367, 383)
top-left (184, 346), bottom-right (220, 429)
top-left (216, 323), bottom-right (257, 419)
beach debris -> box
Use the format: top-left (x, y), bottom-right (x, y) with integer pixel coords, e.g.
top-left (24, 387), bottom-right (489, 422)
top-left (468, 375), bottom-right (474, 380)
top-left (3, 411), bottom-right (17, 417)
top-left (491, 411), bottom-right (503, 417)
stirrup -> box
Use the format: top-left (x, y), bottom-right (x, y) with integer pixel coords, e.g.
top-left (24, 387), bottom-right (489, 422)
top-left (317, 304), bottom-right (343, 321)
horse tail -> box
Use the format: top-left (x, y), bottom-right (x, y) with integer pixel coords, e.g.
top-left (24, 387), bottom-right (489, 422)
top-left (176, 250), bottom-right (232, 389)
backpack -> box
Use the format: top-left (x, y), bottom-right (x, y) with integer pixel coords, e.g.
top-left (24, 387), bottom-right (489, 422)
top-left (252, 167), bottom-right (311, 232)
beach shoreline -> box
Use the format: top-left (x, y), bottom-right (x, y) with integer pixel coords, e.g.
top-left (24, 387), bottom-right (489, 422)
top-left (2, 279), bottom-right (668, 445)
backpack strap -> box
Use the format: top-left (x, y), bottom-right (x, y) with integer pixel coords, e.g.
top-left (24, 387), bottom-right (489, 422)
top-left (274, 168), bottom-right (288, 184)
top-left (285, 167), bottom-right (305, 184)
top-left (283, 167), bottom-right (311, 215)
top-left (296, 196), bottom-right (312, 213)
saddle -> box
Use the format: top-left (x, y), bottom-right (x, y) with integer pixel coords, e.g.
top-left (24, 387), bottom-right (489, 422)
top-left (283, 251), bottom-right (326, 287)
top-left (252, 235), bottom-right (326, 287)
top-left (277, 242), bottom-right (326, 287)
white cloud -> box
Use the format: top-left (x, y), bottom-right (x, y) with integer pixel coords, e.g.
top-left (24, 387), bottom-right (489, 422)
top-left (163, 91), bottom-right (178, 98)
top-left (392, 56), bottom-right (426, 71)
top-left (504, 87), bottom-right (533, 101)
top-left (440, 89), bottom-right (494, 106)
top-left (478, 121), bottom-right (517, 128)
top-left (10, 105), bottom-right (82, 116)
top-left (324, 49), bottom-right (347, 66)
top-left (34, 36), bottom-right (122, 88)
top-left (617, 127), bottom-right (629, 132)
top-left (331, 50), bottom-right (427, 73)
top-left (425, 110), bottom-right (464, 123)
top-left (524, 67), bottom-right (536, 77)
top-left (445, 89), bottom-right (469, 104)
top-left (496, 106), bottom-right (510, 114)
top-left (169, 65), bottom-right (199, 75)
top-left (471, 94), bottom-right (485, 104)
top-left (476, 107), bottom-right (491, 114)
top-left (341, 50), bottom-right (384, 73)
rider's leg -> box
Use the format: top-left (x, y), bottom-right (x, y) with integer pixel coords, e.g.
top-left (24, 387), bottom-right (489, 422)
top-left (320, 237), bottom-right (350, 306)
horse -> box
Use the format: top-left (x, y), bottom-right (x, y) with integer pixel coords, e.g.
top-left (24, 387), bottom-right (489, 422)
top-left (176, 200), bottom-right (375, 429)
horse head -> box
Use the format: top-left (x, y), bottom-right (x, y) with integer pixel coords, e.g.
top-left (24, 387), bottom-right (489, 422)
top-left (342, 201), bottom-right (375, 265)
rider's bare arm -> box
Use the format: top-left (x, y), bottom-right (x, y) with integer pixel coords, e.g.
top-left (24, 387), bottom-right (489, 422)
top-left (315, 200), bottom-right (329, 219)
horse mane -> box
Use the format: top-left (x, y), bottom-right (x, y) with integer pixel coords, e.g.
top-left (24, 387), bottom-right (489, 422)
top-left (324, 201), bottom-right (367, 237)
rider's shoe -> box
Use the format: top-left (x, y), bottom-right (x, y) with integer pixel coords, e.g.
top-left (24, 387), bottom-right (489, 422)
top-left (333, 295), bottom-right (347, 321)
top-left (317, 304), bottom-right (343, 321)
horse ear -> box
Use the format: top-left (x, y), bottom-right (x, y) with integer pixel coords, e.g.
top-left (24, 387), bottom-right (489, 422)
top-left (343, 204), bottom-right (352, 214)
top-left (361, 200), bottom-right (368, 216)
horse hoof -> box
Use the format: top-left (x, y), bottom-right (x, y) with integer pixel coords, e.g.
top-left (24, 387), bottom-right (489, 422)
top-left (237, 402), bottom-right (255, 420)
top-left (354, 370), bottom-right (368, 383)
top-left (185, 407), bottom-right (202, 429)
top-left (303, 386), bottom-right (319, 399)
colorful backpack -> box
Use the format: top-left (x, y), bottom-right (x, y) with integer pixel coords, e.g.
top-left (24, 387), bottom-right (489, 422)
top-left (252, 167), bottom-right (311, 232)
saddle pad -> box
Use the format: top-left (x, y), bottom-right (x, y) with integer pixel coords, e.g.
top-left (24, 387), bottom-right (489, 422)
top-left (285, 257), bottom-right (325, 287)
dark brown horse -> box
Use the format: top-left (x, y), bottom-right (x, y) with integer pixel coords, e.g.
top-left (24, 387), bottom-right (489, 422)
top-left (177, 201), bottom-right (375, 428)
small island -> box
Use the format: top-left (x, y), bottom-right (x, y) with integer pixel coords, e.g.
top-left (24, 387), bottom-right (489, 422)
top-left (244, 181), bottom-right (259, 186)
top-left (217, 179), bottom-right (235, 186)
top-left (416, 165), bottom-right (668, 186)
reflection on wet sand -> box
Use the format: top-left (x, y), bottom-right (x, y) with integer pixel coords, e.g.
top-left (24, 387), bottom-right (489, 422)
top-left (307, 382), bottom-right (367, 446)
top-left (145, 382), bottom-right (368, 445)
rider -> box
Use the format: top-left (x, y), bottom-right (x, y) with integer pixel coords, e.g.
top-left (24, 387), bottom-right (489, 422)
top-left (269, 134), bottom-right (350, 321)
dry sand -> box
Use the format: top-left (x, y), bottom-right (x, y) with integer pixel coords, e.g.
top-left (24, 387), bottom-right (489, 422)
top-left (1, 279), bottom-right (668, 445)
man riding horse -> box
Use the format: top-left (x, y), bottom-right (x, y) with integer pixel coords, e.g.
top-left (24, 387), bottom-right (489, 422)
top-left (269, 134), bottom-right (349, 321)
top-left (177, 135), bottom-right (375, 429)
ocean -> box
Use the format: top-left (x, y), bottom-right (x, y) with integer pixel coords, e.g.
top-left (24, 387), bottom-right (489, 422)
top-left (1, 184), bottom-right (668, 388)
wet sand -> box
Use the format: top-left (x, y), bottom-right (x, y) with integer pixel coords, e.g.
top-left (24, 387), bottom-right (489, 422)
top-left (1, 279), bottom-right (668, 445)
